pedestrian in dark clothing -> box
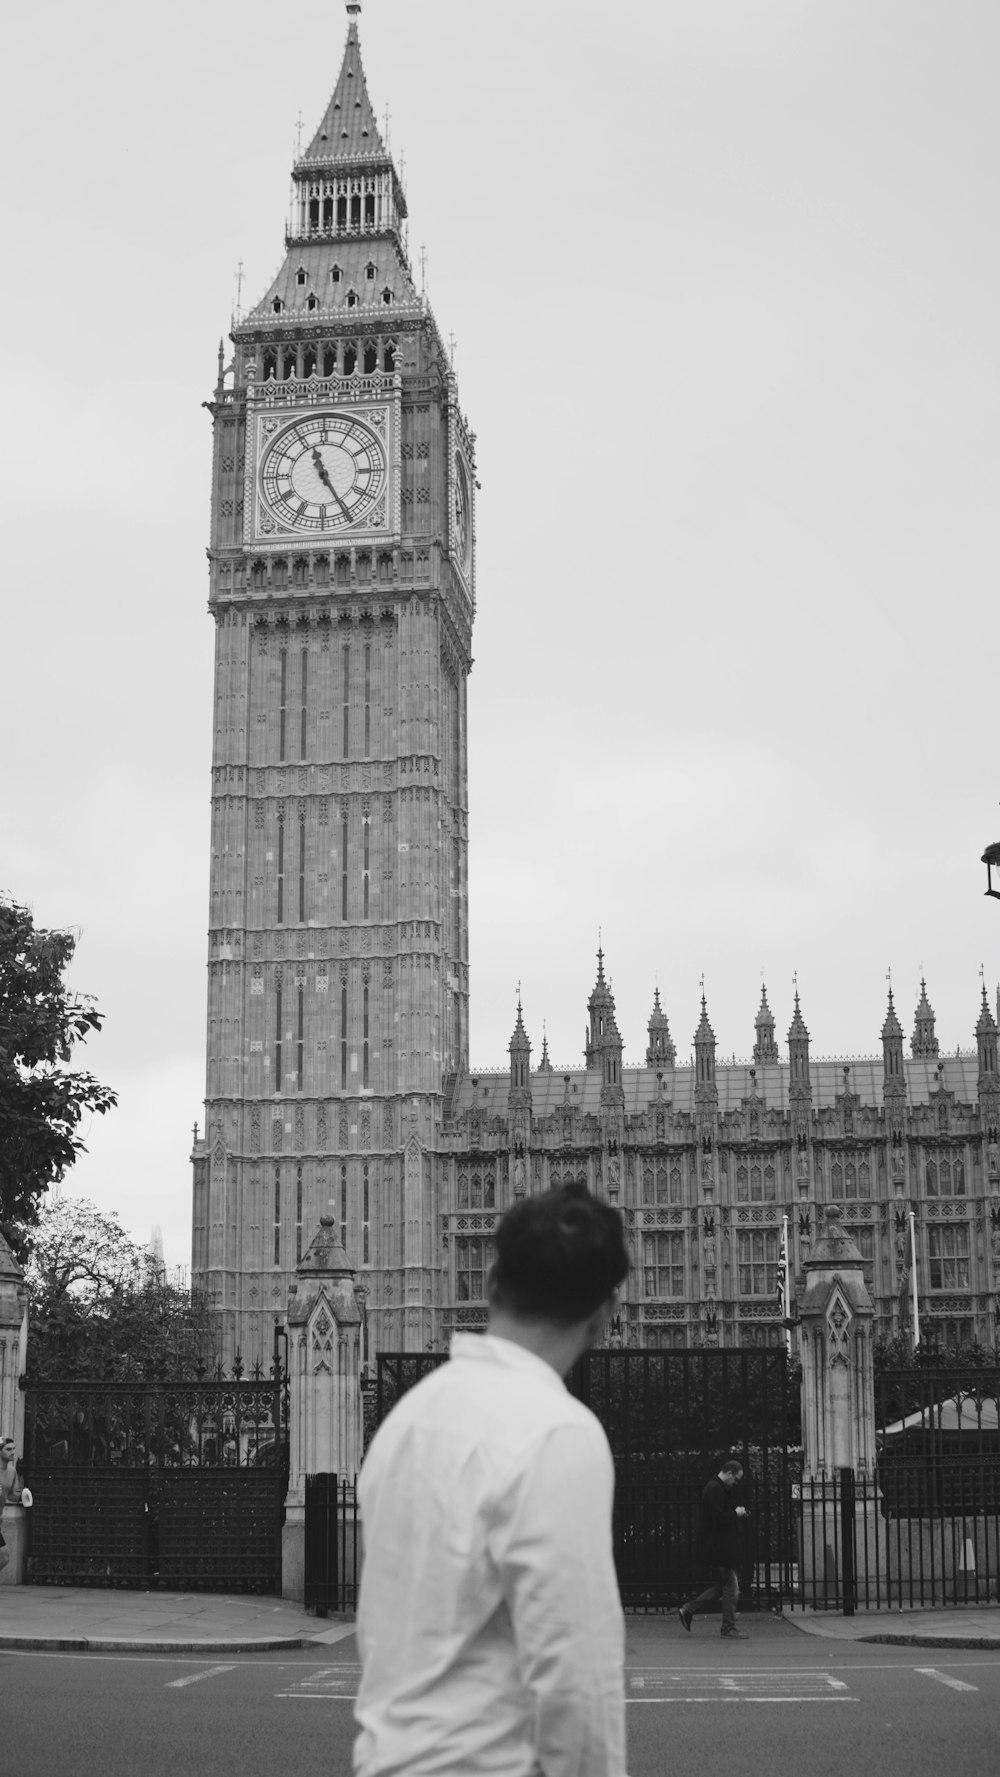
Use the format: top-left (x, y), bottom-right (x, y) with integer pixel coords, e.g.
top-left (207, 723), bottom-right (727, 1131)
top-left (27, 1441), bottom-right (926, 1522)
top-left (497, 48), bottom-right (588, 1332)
top-left (678, 1459), bottom-right (749, 1638)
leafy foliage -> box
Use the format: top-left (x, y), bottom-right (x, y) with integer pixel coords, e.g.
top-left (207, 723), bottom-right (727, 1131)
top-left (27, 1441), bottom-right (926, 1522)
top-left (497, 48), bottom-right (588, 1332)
top-left (0, 897), bottom-right (117, 1255)
top-left (23, 1197), bottom-right (217, 1381)
top-left (875, 1333), bottom-right (1000, 1371)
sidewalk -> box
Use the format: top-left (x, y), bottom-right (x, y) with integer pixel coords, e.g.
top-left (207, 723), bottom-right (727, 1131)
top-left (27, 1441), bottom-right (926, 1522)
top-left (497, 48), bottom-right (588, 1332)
top-left (0, 1586), bottom-right (356, 1652)
top-left (783, 1605), bottom-right (1000, 1648)
top-left (2, 1587), bottom-right (999, 1652)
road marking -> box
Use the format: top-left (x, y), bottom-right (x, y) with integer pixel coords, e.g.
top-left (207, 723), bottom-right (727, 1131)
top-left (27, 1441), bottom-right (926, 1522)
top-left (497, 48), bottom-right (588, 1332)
top-left (277, 1664), bottom-right (362, 1700)
top-left (165, 1664), bottom-right (237, 1688)
top-left (624, 1671), bottom-right (857, 1704)
top-left (915, 1668), bottom-right (979, 1693)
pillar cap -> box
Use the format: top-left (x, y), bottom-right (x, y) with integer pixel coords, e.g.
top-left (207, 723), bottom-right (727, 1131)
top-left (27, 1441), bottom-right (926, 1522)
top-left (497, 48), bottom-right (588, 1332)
top-left (803, 1204), bottom-right (864, 1269)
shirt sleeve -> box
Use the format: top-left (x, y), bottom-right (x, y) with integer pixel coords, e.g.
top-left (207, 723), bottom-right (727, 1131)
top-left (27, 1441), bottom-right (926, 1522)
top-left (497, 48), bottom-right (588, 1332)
top-left (488, 1418), bottom-right (627, 1777)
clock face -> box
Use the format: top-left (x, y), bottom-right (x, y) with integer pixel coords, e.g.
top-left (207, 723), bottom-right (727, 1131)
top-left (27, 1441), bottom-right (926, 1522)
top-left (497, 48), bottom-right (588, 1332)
top-left (454, 452), bottom-right (471, 572)
top-left (258, 412), bottom-right (387, 535)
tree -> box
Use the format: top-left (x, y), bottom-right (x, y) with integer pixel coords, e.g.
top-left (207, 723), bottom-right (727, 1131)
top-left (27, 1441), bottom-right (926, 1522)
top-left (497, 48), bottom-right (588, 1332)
top-left (0, 896), bottom-right (117, 1256)
top-left (24, 1197), bottom-right (216, 1381)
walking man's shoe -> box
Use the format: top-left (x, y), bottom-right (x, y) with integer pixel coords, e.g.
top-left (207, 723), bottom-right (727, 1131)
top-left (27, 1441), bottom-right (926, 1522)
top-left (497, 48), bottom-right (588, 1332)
top-left (720, 1628), bottom-right (749, 1639)
top-left (678, 1607), bottom-right (692, 1633)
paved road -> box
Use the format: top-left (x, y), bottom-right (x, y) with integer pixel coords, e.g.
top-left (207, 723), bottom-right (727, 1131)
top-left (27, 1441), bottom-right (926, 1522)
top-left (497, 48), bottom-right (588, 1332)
top-left (4, 1632), bottom-right (1000, 1777)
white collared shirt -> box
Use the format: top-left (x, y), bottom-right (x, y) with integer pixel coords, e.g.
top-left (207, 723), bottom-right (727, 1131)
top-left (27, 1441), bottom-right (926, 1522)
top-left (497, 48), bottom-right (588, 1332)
top-left (354, 1333), bottom-right (627, 1777)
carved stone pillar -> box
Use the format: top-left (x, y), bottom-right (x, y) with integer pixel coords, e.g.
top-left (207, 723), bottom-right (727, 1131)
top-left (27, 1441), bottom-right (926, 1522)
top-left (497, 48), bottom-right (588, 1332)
top-left (0, 1231), bottom-right (29, 1585)
top-left (281, 1215), bottom-right (363, 1601)
top-left (798, 1206), bottom-right (876, 1478)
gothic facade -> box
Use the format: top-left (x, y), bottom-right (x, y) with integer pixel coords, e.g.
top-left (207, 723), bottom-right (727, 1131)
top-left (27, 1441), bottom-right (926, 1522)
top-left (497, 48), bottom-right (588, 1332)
top-left (191, 8), bottom-right (1000, 1367)
top-left (441, 964), bottom-right (1000, 1357)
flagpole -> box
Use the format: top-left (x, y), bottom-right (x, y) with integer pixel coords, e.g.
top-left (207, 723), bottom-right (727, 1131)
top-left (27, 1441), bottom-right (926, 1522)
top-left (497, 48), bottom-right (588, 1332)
top-left (908, 1210), bottom-right (920, 1351)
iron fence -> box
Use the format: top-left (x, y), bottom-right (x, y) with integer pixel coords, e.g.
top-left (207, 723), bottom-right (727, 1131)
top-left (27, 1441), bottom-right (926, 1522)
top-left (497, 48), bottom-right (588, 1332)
top-left (374, 1348), bottom-right (800, 1611)
top-left (304, 1473), bottom-right (360, 1614)
top-left (21, 1366), bottom-right (288, 1591)
top-left (793, 1463), bottom-right (1000, 1610)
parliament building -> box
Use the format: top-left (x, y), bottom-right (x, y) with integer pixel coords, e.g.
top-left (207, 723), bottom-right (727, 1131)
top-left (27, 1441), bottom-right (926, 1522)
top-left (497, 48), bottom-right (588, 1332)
top-left (191, 5), bottom-right (1000, 1368)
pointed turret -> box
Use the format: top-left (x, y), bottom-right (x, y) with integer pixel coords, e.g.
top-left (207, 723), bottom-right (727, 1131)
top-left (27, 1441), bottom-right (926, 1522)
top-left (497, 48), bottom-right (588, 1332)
top-left (787, 990), bottom-right (812, 1104)
top-left (976, 984), bottom-right (999, 1085)
top-left (508, 996), bottom-right (532, 1107)
top-left (752, 984), bottom-right (779, 1065)
top-left (882, 986), bottom-right (906, 1101)
top-left (601, 1004), bottom-right (624, 1104)
top-left (585, 947), bottom-right (617, 1068)
top-left (537, 1026), bottom-right (554, 1073)
top-left (910, 979), bottom-right (940, 1058)
top-left (693, 994), bottom-right (718, 1105)
top-left (645, 986), bottom-right (676, 1067)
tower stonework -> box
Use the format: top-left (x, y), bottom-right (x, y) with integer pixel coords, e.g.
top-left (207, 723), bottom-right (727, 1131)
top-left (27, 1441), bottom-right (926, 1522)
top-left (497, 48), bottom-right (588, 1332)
top-left (192, 8), bottom-right (475, 1365)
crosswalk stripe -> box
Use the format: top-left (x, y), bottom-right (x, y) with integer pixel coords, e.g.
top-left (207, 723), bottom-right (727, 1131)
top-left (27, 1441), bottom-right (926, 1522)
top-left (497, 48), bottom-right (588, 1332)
top-left (165, 1664), bottom-right (237, 1689)
top-left (915, 1668), bottom-right (979, 1693)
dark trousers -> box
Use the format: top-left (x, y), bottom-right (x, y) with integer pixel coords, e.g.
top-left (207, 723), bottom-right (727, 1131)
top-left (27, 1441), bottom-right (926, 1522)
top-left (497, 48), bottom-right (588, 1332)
top-left (683, 1565), bottom-right (739, 1631)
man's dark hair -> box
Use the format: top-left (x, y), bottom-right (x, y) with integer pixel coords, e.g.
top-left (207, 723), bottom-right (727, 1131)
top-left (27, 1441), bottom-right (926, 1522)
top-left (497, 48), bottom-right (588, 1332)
top-left (720, 1459), bottom-right (743, 1477)
top-left (490, 1184), bottom-right (629, 1325)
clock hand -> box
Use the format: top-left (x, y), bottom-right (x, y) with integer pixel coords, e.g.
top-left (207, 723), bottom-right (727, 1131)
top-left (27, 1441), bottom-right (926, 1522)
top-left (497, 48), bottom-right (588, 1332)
top-left (312, 447), bottom-right (352, 520)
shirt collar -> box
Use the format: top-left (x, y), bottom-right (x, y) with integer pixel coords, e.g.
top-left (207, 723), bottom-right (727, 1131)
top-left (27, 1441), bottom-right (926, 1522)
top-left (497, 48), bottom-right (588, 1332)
top-left (449, 1332), bottom-right (567, 1393)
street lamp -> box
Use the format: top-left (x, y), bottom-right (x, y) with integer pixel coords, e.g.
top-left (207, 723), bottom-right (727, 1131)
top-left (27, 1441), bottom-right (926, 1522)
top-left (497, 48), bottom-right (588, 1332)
top-left (982, 838), bottom-right (1000, 901)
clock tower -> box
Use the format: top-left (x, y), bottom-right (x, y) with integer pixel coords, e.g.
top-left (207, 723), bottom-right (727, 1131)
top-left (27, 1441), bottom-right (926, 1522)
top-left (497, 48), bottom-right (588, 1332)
top-left (191, 2), bottom-right (476, 1364)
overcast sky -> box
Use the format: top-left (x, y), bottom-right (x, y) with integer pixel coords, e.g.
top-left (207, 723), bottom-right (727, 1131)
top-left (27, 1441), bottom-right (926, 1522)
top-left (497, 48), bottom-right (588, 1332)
top-left (3, 0), bottom-right (997, 1272)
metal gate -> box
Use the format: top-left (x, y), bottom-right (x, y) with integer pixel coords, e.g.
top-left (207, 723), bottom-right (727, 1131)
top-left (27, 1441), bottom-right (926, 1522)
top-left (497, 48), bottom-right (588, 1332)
top-left (22, 1366), bottom-right (288, 1592)
top-left (375, 1348), bottom-right (801, 1609)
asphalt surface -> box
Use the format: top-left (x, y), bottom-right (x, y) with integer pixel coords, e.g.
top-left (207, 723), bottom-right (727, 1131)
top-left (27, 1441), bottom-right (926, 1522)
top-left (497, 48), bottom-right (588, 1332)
top-left (5, 1628), bottom-right (1000, 1777)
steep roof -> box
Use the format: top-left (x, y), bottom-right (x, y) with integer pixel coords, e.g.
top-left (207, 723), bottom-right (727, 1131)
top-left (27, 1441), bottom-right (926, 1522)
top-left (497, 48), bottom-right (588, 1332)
top-left (299, 13), bottom-right (388, 169)
top-left (242, 237), bottom-right (419, 329)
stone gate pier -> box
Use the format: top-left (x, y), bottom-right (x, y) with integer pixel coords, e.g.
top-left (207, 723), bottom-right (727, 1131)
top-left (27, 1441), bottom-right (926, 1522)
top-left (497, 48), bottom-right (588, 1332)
top-left (0, 1231), bottom-right (28, 1584)
top-left (281, 1216), bottom-right (364, 1601)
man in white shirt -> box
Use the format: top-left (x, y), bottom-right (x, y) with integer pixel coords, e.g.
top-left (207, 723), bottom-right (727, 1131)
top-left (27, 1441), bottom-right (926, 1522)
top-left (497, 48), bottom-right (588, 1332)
top-left (354, 1183), bottom-right (630, 1777)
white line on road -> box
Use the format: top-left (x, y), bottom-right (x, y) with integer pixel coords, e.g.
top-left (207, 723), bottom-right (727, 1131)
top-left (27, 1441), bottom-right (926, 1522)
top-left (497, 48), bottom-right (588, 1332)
top-left (915, 1668), bottom-right (979, 1693)
top-left (165, 1664), bottom-right (237, 1688)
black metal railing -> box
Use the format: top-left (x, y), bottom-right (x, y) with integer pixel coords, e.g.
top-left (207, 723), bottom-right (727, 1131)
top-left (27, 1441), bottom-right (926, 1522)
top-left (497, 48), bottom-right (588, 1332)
top-left (793, 1462), bottom-right (1000, 1610)
top-left (21, 1368), bottom-right (288, 1592)
top-left (304, 1473), bottom-right (360, 1615)
top-left (373, 1349), bottom-right (801, 1611)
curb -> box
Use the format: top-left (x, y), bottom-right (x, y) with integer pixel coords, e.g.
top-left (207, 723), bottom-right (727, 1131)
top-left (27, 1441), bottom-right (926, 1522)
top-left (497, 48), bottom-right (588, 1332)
top-left (859, 1632), bottom-right (1000, 1650)
top-left (0, 1634), bottom-right (313, 1654)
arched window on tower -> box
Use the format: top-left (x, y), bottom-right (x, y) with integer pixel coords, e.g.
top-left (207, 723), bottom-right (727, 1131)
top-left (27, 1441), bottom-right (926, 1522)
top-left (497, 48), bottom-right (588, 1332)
top-left (263, 348), bottom-right (277, 381)
top-left (381, 287), bottom-right (393, 306)
top-left (272, 297), bottom-right (284, 314)
top-left (323, 194), bottom-right (333, 228)
top-left (323, 344), bottom-right (337, 376)
top-left (307, 294), bottom-right (318, 313)
top-left (364, 192), bottom-right (375, 226)
top-left (350, 192), bottom-right (361, 228)
top-left (330, 264), bottom-right (342, 285)
top-left (309, 197), bottom-right (320, 230)
top-left (346, 290), bottom-right (358, 309)
top-left (343, 343), bottom-right (357, 375)
top-left (383, 339), bottom-right (396, 372)
top-left (363, 341), bottom-right (378, 374)
top-left (303, 345), bottom-right (317, 378)
top-left (282, 347), bottom-right (297, 381)
top-left (337, 194), bottom-right (347, 228)
top-left (365, 261), bottom-right (377, 282)
top-left (296, 267), bottom-right (308, 287)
